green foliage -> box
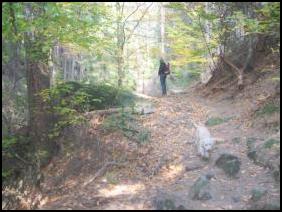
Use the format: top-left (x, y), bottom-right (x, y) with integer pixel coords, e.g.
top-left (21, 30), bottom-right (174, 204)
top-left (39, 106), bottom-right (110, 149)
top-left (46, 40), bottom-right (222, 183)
top-left (205, 117), bottom-right (232, 126)
top-left (2, 169), bottom-right (13, 181)
top-left (167, 2), bottom-right (280, 82)
top-left (41, 81), bottom-right (136, 111)
top-left (39, 81), bottom-right (137, 139)
top-left (2, 134), bottom-right (32, 183)
top-left (2, 137), bottom-right (18, 150)
top-left (229, 3), bottom-right (280, 37)
top-left (105, 171), bottom-right (119, 185)
top-left (263, 139), bottom-right (279, 149)
top-left (167, 2), bottom-right (220, 78)
top-left (251, 188), bottom-right (267, 201)
top-left (256, 2), bottom-right (280, 36)
top-left (2, 2), bottom-right (111, 63)
top-left (257, 102), bottom-right (280, 116)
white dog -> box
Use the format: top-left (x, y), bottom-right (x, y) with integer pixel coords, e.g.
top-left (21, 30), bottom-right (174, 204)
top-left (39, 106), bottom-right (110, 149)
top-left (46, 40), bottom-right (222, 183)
top-left (193, 123), bottom-right (214, 159)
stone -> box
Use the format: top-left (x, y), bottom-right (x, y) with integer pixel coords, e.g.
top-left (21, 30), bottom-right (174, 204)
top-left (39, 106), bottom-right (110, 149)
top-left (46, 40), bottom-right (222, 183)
top-left (154, 198), bottom-right (176, 210)
top-left (189, 175), bottom-right (212, 200)
top-left (232, 137), bottom-right (241, 144)
top-left (248, 202), bottom-right (280, 210)
top-left (205, 171), bottom-right (215, 180)
top-left (198, 191), bottom-right (212, 201)
top-left (246, 138), bottom-right (259, 162)
top-left (232, 196), bottom-right (240, 203)
top-left (215, 153), bottom-right (241, 177)
top-left (251, 188), bottom-right (267, 202)
top-left (176, 205), bottom-right (186, 210)
top-left (247, 150), bottom-right (257, 161)
top-left (272, 170), bottom-right (280, 182)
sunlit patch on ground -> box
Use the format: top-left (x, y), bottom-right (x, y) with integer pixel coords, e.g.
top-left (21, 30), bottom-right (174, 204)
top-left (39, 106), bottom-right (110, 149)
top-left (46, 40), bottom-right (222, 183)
top-left (98, 182), bottom-right (145, 198)
top-left (160, 164), bottom-right (184, 181)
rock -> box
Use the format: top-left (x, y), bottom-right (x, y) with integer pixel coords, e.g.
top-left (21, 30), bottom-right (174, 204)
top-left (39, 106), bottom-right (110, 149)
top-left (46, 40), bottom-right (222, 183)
top-left (176, 205), bottom-right (186, 210)
top-left (261, 203), bottom-right (280, 210)
top-left (246, 137), bottom-right (258, 162)
top-left (189, 174), bottom-right (212, 200)
top-left (215, 153), bottom-right (241, 177)
top-left (154, 198), bottom-right (176, 210)
top-left (198, 191), bottom-right (212, 201)
top-left (232, 196), bottom-right (240, 203)
top-left (247, 150), bottom-right (257, 161)
top-left (272, 170), bottom-right (280, 182)
top-left (251, 188), bottom-right (267, 202)
top-left (205, 171), bottom-right (215, 180)
top-left (248, 202), bottom-right (280, 210)
top-left (232, 137), bottom-right (241, 144)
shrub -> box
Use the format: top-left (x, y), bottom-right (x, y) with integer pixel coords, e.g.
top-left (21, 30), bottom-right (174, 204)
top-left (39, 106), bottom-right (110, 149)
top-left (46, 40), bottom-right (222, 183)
top-left (39, 81), bottom-right (137, 139)
top-left (205, 117), bottom-right (232, 126)
top-left (263, 138), bottom-right (279, 149)
top-left (257, 103), bottom-right (280, 116)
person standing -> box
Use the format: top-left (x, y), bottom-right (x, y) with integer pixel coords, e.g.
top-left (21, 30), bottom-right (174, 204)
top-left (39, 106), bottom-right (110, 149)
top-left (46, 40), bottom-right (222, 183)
top-left (158, 58), bottom-right (170, 96)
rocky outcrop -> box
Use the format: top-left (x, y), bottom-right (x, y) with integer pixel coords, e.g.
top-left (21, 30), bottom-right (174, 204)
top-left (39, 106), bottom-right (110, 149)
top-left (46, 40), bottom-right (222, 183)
top-left (246, 136), bottom-right (280, 182)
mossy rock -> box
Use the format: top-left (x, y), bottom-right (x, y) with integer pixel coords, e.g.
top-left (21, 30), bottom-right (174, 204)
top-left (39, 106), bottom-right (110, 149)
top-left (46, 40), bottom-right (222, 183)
top-left (251, 188), bottom-right (267, 202)
top-left (215, 153), bottom-right (241, 177)
top-left (189, 175), bottom-right (212, 200)
top-left (155, 198), bottom-right (176, 210)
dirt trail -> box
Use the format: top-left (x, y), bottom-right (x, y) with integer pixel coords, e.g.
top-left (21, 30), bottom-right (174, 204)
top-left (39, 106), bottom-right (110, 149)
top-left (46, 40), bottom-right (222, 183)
top-left (38, 90), bottom-right (279, 210)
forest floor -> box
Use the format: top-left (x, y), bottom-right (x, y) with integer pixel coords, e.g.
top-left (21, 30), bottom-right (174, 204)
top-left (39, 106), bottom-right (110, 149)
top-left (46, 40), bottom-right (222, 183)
top-left (38, 79), bottom-right (280, 210)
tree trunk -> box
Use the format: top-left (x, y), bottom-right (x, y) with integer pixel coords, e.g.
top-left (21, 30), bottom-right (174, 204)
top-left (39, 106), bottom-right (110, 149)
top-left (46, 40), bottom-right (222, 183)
top-left (26, 62), bottom-right (51, 138)
top-left (160, 2), bottom-right (165, 57)
top-left (116, 2), bottom-right (124, 87)
top-left (24, 3), bottom-right (54, 168)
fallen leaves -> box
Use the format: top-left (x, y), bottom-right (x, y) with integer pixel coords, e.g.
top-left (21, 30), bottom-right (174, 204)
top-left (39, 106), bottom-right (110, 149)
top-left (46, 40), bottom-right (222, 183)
top-left (38, 88), bottom-right (279, 210)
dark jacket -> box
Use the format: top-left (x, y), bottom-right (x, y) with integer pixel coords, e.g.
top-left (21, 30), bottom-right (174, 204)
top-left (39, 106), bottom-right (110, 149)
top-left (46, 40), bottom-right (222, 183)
top-left (158, 60), bottom-right (167, 76)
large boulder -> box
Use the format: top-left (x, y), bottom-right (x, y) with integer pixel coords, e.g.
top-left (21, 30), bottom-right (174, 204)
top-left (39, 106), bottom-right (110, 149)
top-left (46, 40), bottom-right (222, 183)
top-left (215, 153), bottom-right (241, 178)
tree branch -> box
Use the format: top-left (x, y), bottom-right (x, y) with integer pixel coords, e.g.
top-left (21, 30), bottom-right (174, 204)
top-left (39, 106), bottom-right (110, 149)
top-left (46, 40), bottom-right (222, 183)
top-left (122, 3), bottom-right (143, 25)
top-left (197, 14), bottom-right (218, 72)
top-left (125, 3), bottom-right (153, 42)
top-left (82, 161), bottom-right (127, 187)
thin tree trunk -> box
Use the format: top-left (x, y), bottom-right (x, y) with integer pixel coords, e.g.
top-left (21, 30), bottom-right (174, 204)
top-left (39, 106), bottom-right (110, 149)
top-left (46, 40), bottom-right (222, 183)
top-left (116, 2), bottom-right (124, 87)
top-left (160, 2), bottom-right (165, 57)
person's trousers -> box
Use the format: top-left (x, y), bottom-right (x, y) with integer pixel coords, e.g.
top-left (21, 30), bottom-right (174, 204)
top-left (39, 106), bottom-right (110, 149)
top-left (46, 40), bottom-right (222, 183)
top-left (160, 74), bottom-right (167, 95)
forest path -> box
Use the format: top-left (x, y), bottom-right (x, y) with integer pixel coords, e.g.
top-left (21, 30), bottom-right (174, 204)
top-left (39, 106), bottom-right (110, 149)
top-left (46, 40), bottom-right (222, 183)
top-left (38, 89), bottom-right (279, 210)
